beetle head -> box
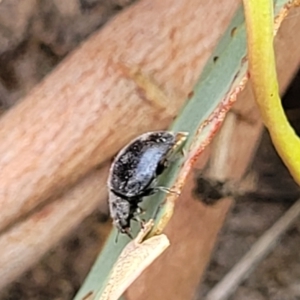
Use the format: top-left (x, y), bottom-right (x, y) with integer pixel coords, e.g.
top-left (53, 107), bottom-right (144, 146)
top-left (108, 192), bottom-right (134, 239)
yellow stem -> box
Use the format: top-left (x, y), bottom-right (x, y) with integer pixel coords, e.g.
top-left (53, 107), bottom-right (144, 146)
top-left (243, 0), bottom-right (300, 185)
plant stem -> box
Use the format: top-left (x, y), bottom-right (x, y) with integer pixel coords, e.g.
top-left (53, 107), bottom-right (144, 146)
top-left (243, 0), bottom-right (300, 185)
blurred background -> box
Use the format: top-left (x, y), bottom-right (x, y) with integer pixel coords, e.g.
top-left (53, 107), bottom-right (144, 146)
top-left (0, 1), bottom-right (299, 299)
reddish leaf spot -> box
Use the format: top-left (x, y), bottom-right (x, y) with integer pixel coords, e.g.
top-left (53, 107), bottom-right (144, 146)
top-left (188, 91), bottom-right (194, 99)
top-left (231, 27), bottom-right (237, 37)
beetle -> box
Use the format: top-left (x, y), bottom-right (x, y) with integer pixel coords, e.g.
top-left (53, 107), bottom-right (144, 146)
top-left (107, 131), bottom-right (188, 238)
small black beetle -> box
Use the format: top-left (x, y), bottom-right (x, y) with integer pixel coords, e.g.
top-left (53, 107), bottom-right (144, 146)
top-left (107, 131), bottom-right (188, 237)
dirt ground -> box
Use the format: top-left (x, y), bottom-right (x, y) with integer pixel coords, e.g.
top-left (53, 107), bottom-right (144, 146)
top-left (0, 1), bottom-right (300, 299)
top-left (199, 124), bottom-right (300, 300)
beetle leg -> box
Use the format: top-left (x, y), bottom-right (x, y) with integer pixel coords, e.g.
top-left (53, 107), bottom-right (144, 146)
top-left (156, 159), bottom-right (168, 176)
top-left (180, 147), bottom-right (187, 157)
top-left (142, 186), bottom-right (180, 197)
top-left (115, 227), bottom-right (133, 241)
top-left (132, 215), bottom-right (146, 228)
top-left (123, 227), bottom-right (134, 239)
top-left (136, 205), bottom-right (145, 215)
top-left (132, 206), bottom-right (146, 228)
top-left (156, 186), bottom-right (180, 196)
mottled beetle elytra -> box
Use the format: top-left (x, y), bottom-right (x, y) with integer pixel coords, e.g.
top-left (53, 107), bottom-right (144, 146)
top-left (107, 131), bottom-right (188, 238)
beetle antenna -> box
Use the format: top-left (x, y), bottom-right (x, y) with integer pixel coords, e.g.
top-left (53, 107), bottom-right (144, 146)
top-left (115, 231), bottom-right (120, 243)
